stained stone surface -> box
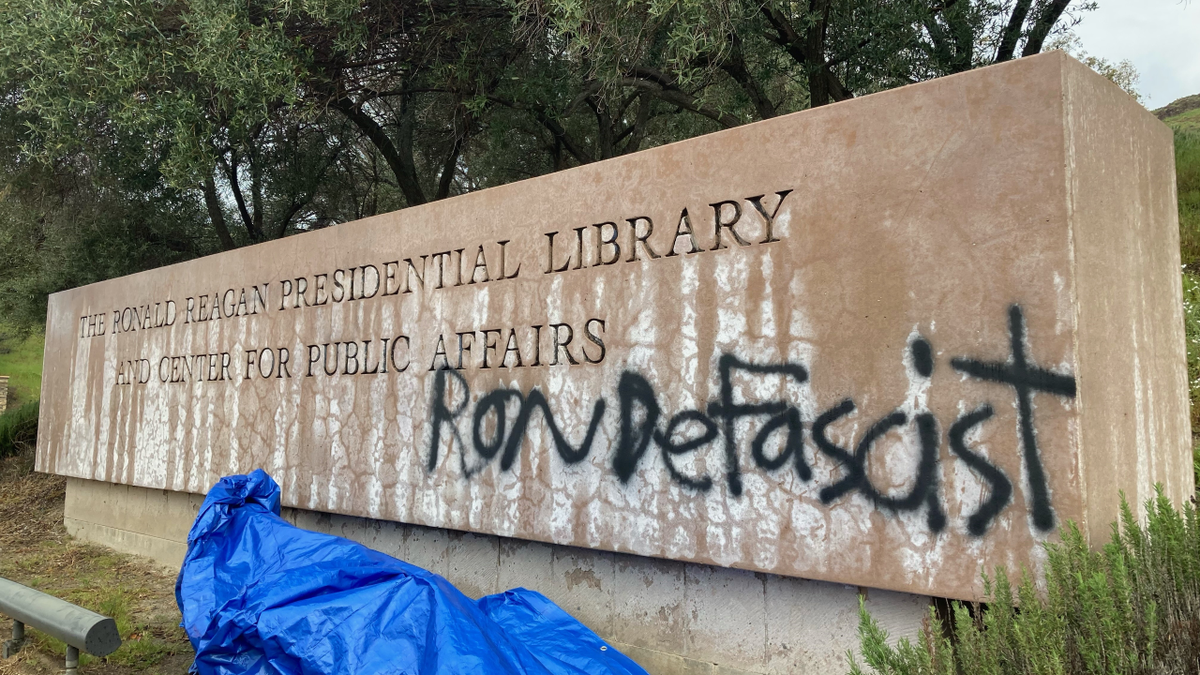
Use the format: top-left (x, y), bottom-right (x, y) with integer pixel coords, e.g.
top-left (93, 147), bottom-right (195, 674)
top-left (37, 52), bottom-right (1191, 601)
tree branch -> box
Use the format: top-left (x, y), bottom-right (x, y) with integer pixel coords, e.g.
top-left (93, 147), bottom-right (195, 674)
top-left (219, 151), bottom-right (261, 241)
top-left (1021, 0), bottom-right (1073, 57)
top-left (332, 95), bottom-right (428, 207)
top-left (488, 95), bottom-right (596, 164)
top-left (761, 5), bottom-right (807, 61)
top-left (624, 69), bottom-right (741, 128)
top-left (759, 4), bottom-right (852, 106)
top-left (588, 96), bottom-right (616, 159)
top-left (202, 174), bottom-right (236, 251)
top-left (436, 108), bottom-right (470, 200)
top-left (995, 0), bottom-right (1033, 63)
top-left (249, 147), bottom-right (264, 239)
top-left (275, 201), bottom-right (305, 239)
top-left (718, 33), bottom-right (776, 120)
top-left (275, 140), bottom-right (343, 239)
top-left (805, 0), bottom-right (832, 107)
top-left (618, 92), bottom-right (654, 154)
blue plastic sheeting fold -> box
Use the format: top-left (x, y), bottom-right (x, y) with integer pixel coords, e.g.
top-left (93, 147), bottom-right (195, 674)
top-left (176, 470), bottom-right (648, 675)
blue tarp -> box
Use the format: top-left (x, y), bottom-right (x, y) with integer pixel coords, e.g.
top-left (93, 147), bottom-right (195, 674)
top-left (176, 470), bottom-right (648, 675)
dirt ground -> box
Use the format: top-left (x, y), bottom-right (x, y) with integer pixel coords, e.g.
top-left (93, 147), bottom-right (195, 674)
top-left (0, 448), bottom-right (194, 674)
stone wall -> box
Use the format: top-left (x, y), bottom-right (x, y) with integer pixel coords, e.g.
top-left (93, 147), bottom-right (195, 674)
top-left (38, 50), bottom-right (1191, 675)
top-left (64, 477), bottom-right (929, 674)
top-left (37, 53), bottom-right (1192, 604)
top-left (0, 375), bottom-right (8, 413)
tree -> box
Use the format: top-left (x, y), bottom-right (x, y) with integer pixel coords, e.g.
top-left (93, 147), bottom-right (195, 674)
top-left (3, 0), bottom-right (1093, 202)
top-left (481, 0), bottom-right (1095, 181)
top-left (1047, 32), bottom-right (1142, 103)
top-left (520, 0), bottom-right (1095, 111)
top-left (0, 0), bottom-right (1098, 330)
top-left (1, 0), bottom-right (527, 229)
top-left (0, 102), bottom-right (214, 325)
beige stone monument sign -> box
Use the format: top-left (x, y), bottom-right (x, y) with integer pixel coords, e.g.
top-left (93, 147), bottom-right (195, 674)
top-left (38, 52), bottom-right (1190, 615)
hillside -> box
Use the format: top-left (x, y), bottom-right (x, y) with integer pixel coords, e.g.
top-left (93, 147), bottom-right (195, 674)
top-left (1158, 93), bottom-right (1200, 132)
top-left (1167, 93), bottom-right (1200, 477)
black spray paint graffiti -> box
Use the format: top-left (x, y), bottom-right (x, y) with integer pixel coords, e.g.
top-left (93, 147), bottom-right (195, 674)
top-left (950, 305), bottom-right (1076, 531)
top-left (425, 305), bottom-right (1076, 535)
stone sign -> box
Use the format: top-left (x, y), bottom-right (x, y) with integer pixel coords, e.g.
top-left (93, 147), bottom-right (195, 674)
top-left (36, 53), bottom-right (1192, 601)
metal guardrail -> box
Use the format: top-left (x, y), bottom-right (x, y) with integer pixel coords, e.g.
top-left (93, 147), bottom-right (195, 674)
top-left (0, 576), bottom-right (122, 673)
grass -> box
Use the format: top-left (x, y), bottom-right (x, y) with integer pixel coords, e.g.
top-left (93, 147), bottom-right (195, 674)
top-left (0, 326), bottom-right (44, 408)
top-left (1171, 120), bottom-right (1200, 484)
top-left (1166, 108), bottom-right (1200, 134)
top-left (1158, 93), bottom-right (1200, 133)
top-left (1177, 129), bottom-right (1200, 273)
top-left (0, 401), bottom-right (37, 459)
top-left (0, 448), bottom-right (193, 675)
top-left (0, 322), bottom-right (45, 459)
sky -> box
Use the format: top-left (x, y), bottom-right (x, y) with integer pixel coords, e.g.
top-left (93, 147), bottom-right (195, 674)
top-left (1073, 0), bottom-right (1200, 110)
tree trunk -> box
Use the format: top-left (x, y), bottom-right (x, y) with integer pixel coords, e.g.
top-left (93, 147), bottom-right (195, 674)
top-left (334, 96), bottom-right (428, 207)
top-left (995, 0), bottom-right (1033, 63)
top-left (202, 175), bottom-right (237, 251)
top-left (1021, 0), bottom-right (1073, 57)
top-left (806, 0), bottom-right (832, 107)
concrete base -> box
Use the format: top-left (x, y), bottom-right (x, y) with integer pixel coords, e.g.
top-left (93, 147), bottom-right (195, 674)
top-left (64, 477), bottom-right (930, 674)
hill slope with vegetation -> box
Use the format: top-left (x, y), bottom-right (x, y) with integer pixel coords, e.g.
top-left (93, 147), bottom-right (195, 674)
top-left (1157, 93), bottom-right (1200, 131)
top-left (1167, 96), bottom-right (1200, 481)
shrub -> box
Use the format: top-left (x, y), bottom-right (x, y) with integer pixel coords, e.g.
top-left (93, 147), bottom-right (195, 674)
top-left (0, 400), bottom-right (39, 458)
top-left (849, 489), bottom-right (1200, 674)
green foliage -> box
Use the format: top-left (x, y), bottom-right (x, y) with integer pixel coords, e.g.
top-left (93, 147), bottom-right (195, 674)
top-left (850, 603), bottom-right (956, 675)
top-left (0, 0), bottom-right (1093, 328)
top-left (523, 0), bottom-right (1094, 102)
top-left (849, 490), bottom-right (1200, 674)
top-left (0, 0), bottom-right (307, 183)
top-left (0, 165), bottom-right (215, 327)
top-left (0, 86), bottom-right (218, 326)
top-left (0, 400), bottom-right (38, 458)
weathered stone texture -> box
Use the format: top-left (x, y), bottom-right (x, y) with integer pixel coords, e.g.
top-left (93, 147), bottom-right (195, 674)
top-left (40, 53), bottom-right (1191, 602)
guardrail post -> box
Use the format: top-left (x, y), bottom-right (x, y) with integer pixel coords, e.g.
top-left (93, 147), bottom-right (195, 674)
top-left (65, 645), bottom-right (79, 675)
top-left (2, 619), bottom-right (23, 658)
